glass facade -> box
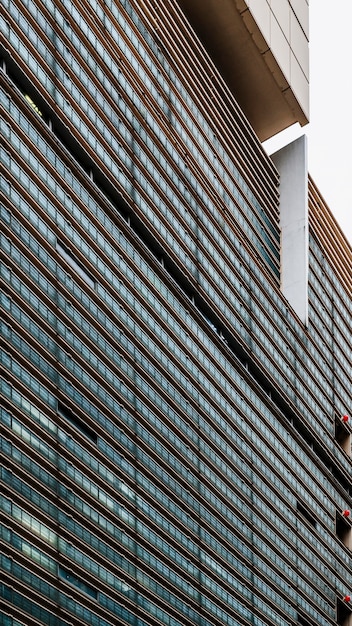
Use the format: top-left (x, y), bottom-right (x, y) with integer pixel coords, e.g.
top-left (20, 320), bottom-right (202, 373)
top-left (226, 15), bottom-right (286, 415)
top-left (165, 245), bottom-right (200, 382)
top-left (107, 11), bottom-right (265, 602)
top-left (1, 1), bottom-right (351, 625)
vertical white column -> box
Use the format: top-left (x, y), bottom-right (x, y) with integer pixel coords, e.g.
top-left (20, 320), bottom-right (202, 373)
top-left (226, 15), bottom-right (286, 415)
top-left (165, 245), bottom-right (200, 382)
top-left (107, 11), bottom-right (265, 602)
top-left (272, 135), bottom-right (309, 325)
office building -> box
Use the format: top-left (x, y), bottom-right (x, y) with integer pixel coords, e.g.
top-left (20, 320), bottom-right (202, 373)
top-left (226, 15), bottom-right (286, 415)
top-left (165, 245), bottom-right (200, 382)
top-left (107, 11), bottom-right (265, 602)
top-left (1, 1), bottom-right (351, 625)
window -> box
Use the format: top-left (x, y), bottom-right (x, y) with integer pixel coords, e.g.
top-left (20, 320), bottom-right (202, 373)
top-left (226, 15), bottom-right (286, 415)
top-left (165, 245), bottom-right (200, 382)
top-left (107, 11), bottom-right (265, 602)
top-left (336, 511), bottom-right (352, 550)
top-left (24, 94), bottom-right (42, 116)
top-left (335, 417), bottom-right (351, 457)
top-left (57, 400), bottom-right (97, 443)
top-left (56, 241), bottom-right (95, 288)
top-left (58, 566), bottom-right (97, 599)
top-left (337, 597), bottom-right (352, 626)
top-left (297, 501), bottom-right (317, 528)
top-left (297, 616), bottom-right (310, 626)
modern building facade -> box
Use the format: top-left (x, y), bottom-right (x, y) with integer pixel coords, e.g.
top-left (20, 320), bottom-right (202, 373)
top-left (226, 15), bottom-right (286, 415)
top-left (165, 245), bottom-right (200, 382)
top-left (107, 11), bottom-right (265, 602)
top-left (0, 1), bottom-right (351, 626)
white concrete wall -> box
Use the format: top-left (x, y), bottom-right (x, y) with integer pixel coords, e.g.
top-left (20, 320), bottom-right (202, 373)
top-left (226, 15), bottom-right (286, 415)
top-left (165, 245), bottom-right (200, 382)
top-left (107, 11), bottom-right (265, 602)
top-left (272, 136), bottom-right (309, 325)
top-left (245, 0), bottom-right (309, 119)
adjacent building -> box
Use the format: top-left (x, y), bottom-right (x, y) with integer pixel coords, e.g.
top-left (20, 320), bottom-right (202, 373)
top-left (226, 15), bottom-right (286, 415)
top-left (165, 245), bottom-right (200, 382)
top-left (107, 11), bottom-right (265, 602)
top-left (1, 1), bottom-right (351, 626)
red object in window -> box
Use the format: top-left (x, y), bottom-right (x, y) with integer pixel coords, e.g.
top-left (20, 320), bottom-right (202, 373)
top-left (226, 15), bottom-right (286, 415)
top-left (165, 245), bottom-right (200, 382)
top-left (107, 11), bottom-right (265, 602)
top-left (341, 415), bottom-right (349, 423)
top-left (344, 595), bottom-right (351, 603)
top-left (342, 510), bottom-right (351, 518)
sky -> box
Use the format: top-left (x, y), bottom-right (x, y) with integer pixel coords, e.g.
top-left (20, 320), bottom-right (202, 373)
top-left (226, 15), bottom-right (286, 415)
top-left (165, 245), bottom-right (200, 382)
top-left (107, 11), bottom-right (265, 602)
top-left (264, 0), bottom-right (352, 245)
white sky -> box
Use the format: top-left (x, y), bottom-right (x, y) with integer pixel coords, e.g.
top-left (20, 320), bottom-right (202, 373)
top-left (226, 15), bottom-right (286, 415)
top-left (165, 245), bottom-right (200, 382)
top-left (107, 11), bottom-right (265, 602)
top-left (263, 0), bottom-right (352, 245)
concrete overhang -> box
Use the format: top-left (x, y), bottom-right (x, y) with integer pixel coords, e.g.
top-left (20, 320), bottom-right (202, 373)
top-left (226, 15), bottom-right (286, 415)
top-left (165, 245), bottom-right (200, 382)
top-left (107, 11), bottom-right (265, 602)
top-left (177, 0), bottom-right (309, 141)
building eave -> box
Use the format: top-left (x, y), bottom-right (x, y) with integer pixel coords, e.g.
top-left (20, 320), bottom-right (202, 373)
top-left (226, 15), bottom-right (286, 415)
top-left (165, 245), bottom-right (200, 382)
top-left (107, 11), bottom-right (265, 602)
top-left (177, 0), bottom-right (309, 141)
